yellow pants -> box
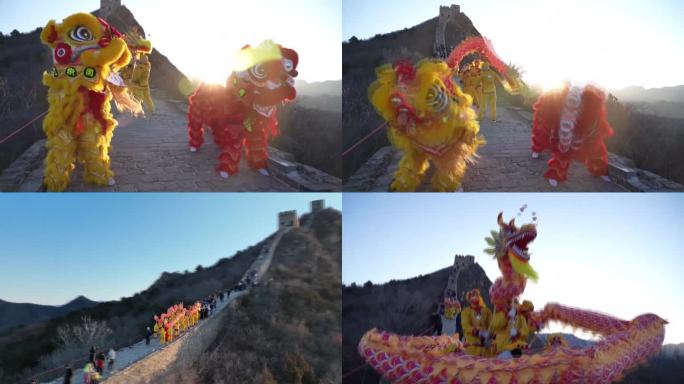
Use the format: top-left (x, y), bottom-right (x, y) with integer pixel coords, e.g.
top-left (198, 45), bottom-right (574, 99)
top-left (480, 92), bottom-right (497, 121)
top-left (463, 86), bottom-right (480, 108)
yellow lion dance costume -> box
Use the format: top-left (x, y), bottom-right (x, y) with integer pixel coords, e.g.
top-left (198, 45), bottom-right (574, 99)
top-left (369, 59), bottom-right (484, 192)
top-left (122, 31), bottom-right (154, 114)
top-left (40, 13), bottom-right (141, 191)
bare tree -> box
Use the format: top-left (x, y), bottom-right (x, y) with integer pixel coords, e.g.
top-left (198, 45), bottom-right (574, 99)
top-left (41, 316), bottom-right (113, 368)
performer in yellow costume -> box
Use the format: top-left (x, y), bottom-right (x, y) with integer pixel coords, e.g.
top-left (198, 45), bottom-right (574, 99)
top-left (504, 300), bottom-right (531, 354)
top-left (130, 54), bottom-right (154, 114)
top-left (479, 62), bottom-right (503, 122)
top-left (39, 13), bottom-right (142, 191)
top-left (460, 289), bottom-right (492, 356)
top-left (489, 300), bottom-right (510, 355)
top-left (460, 64), bottom-right (481, 109)
top-left (368, 59), bottom-right (484, 192)
top-left (123, 32), bottom-right (154, 114)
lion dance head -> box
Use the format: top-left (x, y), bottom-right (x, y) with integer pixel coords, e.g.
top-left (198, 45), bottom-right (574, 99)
top-left (230, 40), bottom-right (299, 119)
top-left (368, 58), bottom-right (483, 192)
top-left (40, 13), bottom-right (141, 191)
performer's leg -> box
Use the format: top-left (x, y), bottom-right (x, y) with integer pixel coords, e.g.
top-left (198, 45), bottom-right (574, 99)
top-left (43, 124), bottom-right (78, 192)
top-left (212, 123), bottom-right (244, 177)
top-left (545, 154), bottom-right (571, 184)
top-left (481, 93), bottom-right (491, 120)
top-left (584, 140), bottom-right (610, 179)
top-left (142, 88), bottom-right (155, 114)
top-left (245, 127), bottom-right (270, 172)
top-left (431, 142), bottom-right (470, 192)
top-left (390, 151), bottom-right (428, 192)
top-left (530, 114), bottom-right (549, 156)
top-left (78, 114), bottom-right (115, 186)
top-left (187, 98), bottom-right (205, 151)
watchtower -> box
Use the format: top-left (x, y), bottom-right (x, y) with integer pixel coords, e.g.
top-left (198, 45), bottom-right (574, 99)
top-left (100, 0), bottom-right (121, 19)
top-left (278, 210), bottom-right (300, 230)
top-left (310, 200), bottom-right (325, 213)
top-left (434, 4), bottom-right (462, 57)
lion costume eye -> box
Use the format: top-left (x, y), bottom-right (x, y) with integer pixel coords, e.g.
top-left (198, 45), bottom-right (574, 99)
top-left (250, 64), bottom-right (266, 80)
top-left (427, 83), bottom-right (448, 113)
top-left (69, 26), bottom-right (93, 42)
top-left (282, 58), bottom-right (294, 73)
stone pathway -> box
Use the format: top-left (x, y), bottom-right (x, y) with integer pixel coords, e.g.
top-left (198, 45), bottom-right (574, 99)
top-left (7, 90), bottom-right (297, 192)
top-left (345, 106), bottom-right (628, 192)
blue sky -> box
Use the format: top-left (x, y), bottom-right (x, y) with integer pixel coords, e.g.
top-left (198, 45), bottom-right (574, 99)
top-left (343, 193), bottom-right (684, 344)
top-left (0, 193), bottom-right (341, 306)
top-left (0, 0), bottom-right (341, 82)
top-left (343, 0), bottom-right (684, 89)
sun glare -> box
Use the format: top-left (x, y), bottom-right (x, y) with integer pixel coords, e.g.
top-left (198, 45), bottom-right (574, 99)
top-left (132, 0), bottom-right (341, 84)
top-left (198, 54), bottom-right (238, 85)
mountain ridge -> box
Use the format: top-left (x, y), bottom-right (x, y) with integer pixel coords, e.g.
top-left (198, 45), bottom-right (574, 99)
top-left (0, 296), bottom-right (99, 332)
top-left (611, 84), bottom-right (684, 103)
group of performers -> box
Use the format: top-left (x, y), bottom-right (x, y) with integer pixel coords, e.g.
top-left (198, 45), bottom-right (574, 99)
top-left (153, 302), bottom-right (202, 344)
top-left (369, 36), bottom-right (614, 191)
top-left (457, 59), bottom-right (502, 122)
top-left (441, 289), bottom-right (549, 358)
top-left (39, 12), bottom-right (296, 191)
top-left (358, 212), bottom-right (666, 383)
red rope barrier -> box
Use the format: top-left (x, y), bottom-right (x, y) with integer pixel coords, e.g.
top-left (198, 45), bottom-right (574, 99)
top-left (341, 121), bottom-right (387, 158)
top-left (0, 110), bottom-right (47, 145)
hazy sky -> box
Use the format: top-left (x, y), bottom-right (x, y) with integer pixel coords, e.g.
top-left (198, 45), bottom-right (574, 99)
top-left (0, 0), bottom-right (342, 83)
top-left (343, 193), bottom-right (684, 344)
top-left (343, 0), bottom-right (684, 89)
top-left (0, 193), bottom-right (341, 306)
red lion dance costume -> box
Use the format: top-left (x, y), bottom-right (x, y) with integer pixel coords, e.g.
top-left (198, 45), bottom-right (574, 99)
top-left (531, 83), bottom-right (614, 186)
top-left (187, 40), bottom-right (298, 178)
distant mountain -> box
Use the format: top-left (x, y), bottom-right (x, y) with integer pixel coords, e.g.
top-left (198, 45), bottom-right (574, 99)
top-left (0, 296), bottom-right (98, 332)
top-left (271, 79), bottom-right (342, 177)
top-left (623, 100), bottom-right (684, 119)
top-left (297, 79), bottom-right (341, 97)
top-left (611, 85), bottom-right (684, 103)
top-left (275, 102), bottom-right (342, 177)
top-left (661, 342), bottom-right (684, 356)
top-left (537, 333), bottom-right (595, 349)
